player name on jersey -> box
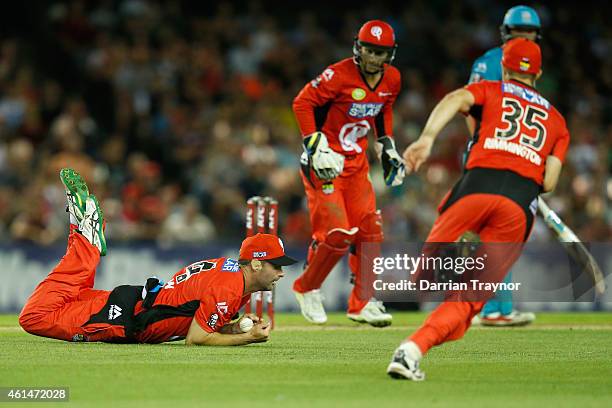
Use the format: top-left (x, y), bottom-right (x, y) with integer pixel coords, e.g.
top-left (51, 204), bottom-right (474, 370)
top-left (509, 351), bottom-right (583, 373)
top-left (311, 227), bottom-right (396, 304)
top-left (483, 138), bottom-right (542, 165)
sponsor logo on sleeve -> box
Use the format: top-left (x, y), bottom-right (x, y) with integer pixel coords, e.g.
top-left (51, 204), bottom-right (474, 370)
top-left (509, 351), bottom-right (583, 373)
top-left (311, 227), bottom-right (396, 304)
top-left (222, 258), bottom-right (240, 272)
top-left (208, 313), bottom-right (219, 328)
top-left (310, 68), bottom-right (335, 88)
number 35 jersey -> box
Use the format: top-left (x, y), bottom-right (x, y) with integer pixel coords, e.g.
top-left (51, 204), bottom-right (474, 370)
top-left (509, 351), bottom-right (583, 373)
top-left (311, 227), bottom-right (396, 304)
top-left (293, 58), bottom-right (401, 157)
top-left (464, 80), bottom-right (570, 186)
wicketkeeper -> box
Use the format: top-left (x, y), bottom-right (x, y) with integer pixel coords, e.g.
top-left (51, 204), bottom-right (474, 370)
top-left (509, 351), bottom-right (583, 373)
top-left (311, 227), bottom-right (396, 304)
top-left (292, 20), bottom-right (405, 327)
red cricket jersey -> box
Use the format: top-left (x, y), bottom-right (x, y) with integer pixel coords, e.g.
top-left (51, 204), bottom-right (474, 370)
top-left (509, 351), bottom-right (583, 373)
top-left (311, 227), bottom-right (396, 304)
top-left (134, 257), bottom-right (249, 343)
top-left (464, 80), bottom-right (570, 185)
top-left (293, 58), bottom-right (401, 156)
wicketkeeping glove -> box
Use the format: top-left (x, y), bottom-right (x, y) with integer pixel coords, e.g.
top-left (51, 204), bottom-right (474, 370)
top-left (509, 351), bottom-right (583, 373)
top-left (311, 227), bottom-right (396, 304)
top-left (375, 136), bottom-right (406, 187)
top-left (303, 132), bottom-right (345, 180)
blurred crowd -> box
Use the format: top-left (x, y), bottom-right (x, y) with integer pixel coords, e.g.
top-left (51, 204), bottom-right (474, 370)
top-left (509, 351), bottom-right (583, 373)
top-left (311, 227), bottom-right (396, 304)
top-left (0, 0), bottom-right (609, 247)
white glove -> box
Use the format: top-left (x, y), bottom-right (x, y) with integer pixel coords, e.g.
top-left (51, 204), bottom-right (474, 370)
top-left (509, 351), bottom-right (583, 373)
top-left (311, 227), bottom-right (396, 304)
top-left (375, 136), bottom-right (406, 187)
top-left (303, 132), bottom-right (345, 180)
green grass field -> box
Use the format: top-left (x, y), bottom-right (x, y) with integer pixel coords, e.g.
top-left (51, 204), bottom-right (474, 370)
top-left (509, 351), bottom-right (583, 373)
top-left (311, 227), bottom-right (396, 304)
top-left (1, 312), bottom-right (611, 407)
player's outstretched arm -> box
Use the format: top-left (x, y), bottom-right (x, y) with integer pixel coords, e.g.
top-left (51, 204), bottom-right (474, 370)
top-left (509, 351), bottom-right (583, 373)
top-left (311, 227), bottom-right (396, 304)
top-left (185, 318), bottom-right (270, 346)
top-left (403, 89), bottom-right (475, 172)
top-left (543, 156), bottom-right (562, 193)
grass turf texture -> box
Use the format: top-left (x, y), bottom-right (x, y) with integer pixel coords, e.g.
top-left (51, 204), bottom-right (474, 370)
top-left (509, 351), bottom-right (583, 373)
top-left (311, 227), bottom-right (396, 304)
top-left (1, 312), bottom-right (611, 408)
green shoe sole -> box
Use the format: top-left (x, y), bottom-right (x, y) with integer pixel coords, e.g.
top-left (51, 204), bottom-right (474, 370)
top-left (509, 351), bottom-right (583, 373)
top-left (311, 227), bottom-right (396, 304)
top-left (60, 168), bottom-right (90, 221)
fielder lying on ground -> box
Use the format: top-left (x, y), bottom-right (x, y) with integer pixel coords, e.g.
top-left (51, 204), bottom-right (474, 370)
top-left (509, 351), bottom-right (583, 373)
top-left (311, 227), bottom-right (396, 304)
top-left (19, 168), bottom-right (297, 346)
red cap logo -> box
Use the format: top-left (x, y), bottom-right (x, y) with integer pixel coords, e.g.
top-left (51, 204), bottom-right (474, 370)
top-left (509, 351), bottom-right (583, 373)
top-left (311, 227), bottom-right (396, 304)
top-left (357, 20), bottom-right (396, 48)
top-left (239, 233), bottom-right (298, 267)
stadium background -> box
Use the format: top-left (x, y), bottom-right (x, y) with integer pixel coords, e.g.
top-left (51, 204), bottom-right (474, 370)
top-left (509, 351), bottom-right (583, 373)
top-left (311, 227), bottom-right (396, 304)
top-left (0, 0), bottom-right (609, 312)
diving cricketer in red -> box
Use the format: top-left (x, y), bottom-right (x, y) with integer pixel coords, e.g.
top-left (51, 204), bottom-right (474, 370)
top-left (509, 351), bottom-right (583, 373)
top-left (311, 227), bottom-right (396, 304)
top-left (387, 38), bottom-right (570, 380)
top-left (292, 20), bottom-right (405, 327)
top-left (19, 169), bottom-right (297, 345)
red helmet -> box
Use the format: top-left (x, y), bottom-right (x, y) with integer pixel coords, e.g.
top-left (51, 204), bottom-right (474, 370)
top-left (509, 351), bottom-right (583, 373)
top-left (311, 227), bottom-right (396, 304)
top-left (353, 20), bottom-right (397, 65)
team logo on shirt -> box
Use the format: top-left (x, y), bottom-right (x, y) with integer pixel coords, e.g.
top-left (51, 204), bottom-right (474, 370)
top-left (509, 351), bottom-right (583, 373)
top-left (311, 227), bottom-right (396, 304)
top-left (351, 88), bottom-right (366, 101)
top-left (339, 120), bottom-right (370, 153)
top-left (216, 302), bottom-right (229, 315)
top-left (348, 103), bottom-right (383, 118)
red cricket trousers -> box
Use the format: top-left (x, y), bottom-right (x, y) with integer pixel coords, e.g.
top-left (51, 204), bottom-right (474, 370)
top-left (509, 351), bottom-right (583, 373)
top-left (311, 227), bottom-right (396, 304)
top-left (300, 154), bottom-right (376, 243)
top-left (19, 229), bottom-right (125, 342)
top-left (410, 193), bottom-right (530, 354)
top-left (294, 154), bottom-right (380, 313)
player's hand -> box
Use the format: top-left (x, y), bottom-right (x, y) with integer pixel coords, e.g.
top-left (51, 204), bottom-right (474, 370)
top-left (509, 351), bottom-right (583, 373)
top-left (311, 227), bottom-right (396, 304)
top-left (242, 313), bottom-right (262, 324)
top-left (248, 321), bottom-right (271, 343)
top-left (403, 137), bottom-right (433, 173)
top-left (304, 132), bottom-right (345, 180)
top-left (375, 136), bottom-right (406, 187)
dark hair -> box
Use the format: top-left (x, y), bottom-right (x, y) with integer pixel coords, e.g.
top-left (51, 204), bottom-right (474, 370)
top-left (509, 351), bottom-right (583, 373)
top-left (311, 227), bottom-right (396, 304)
top-left (238, 259), bottom-right (250, 266)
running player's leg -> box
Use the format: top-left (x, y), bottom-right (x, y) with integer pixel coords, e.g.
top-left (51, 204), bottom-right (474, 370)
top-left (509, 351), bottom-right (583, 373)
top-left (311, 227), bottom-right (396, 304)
top-left (342, 169), bottom-right (392, 325)
top-left (387, 195), bottom-right (489, 380)
top-left (399, 195), bottom-right (527, 355)
top-left (293, 171), bottom-right (354, 323)
top-left (477, 197), bottom-right (534, 325)
top-left (294, 171), bottom-right (352, 293)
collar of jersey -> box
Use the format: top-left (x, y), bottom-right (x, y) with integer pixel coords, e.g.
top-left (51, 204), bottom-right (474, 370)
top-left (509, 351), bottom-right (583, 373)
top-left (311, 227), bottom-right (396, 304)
top-left (508, 78), bottom-right (538, 93)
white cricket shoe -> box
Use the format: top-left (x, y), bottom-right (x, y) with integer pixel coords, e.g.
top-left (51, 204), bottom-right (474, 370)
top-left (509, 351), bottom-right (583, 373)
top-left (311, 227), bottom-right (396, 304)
top-left (480, 310), bottom-right (535, 327)
top-left (387, 341), bottom-right (425, 381)
top-left (347, 300), bottom-right (392, 327)
top-left (294, 289), bottom-right (327, 324)
top-left (79, 195), bottom-right (107, 256)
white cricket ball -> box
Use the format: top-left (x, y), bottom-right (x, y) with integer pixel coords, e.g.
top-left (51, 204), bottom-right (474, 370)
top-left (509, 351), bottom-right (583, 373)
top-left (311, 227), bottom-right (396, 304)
top-left (239, 317), bottom-right (254, 333)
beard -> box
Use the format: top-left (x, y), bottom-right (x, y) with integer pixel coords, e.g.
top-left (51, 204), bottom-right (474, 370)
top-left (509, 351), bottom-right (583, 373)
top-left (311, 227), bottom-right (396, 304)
top-left (362, 62), bottom-right (383, 75)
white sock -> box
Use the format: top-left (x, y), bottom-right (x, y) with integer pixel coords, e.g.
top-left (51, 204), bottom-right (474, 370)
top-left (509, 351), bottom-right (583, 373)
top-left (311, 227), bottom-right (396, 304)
top-left (400, 341), bottom-right (423, 361)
